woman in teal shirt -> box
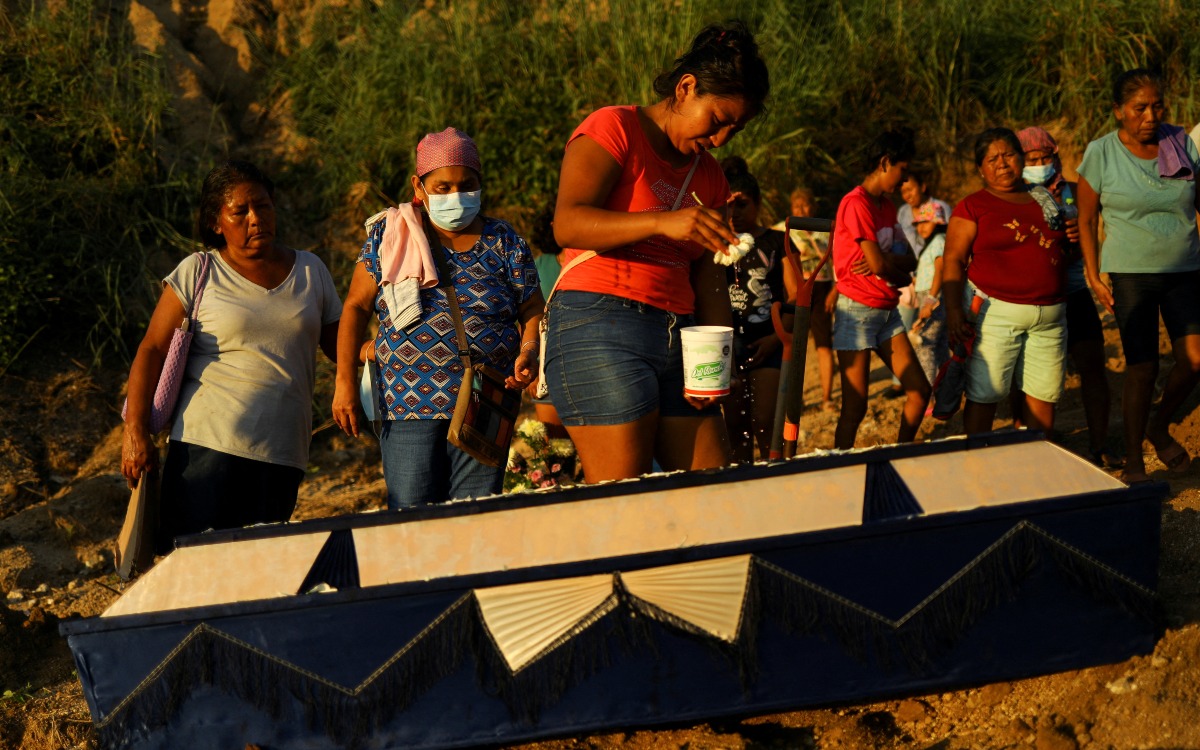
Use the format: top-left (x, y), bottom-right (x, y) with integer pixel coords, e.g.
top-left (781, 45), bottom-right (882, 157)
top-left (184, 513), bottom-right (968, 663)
top-left (1078, 68), bottom-right (1200, 483)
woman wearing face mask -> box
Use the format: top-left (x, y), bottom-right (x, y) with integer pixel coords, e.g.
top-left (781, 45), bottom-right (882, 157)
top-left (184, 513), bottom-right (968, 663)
top-left (545, 21), bottom-right (769, 483)
top-left (332, 128), bottom-right (543, 507)
top-left (1077, 69), bottom-right (1200, 483)
top-left (942, 128), bottom-right (1070, 436)
top-left (831, 128), bottom-right (930, 449)
top-left (1009, 126), bottom-right (1114, 467)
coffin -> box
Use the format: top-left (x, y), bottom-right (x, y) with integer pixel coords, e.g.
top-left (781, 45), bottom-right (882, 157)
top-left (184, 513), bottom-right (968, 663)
top-left (62, 431), bottom-right (1165, 749)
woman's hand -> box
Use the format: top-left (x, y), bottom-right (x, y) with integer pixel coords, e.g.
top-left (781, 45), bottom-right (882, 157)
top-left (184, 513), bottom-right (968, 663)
top-left (1064, 216), bottom-right (1080, 245)
top-left (121, 424), bottom-right (157, 489)
top-left (743, 333), bottom-right (781, 368)
top-left (507, 348), bottom-right (537, 390)
top-left (824, 285), bottom-right (839, 314)
top-left (1087, 271), bottom-right (1115, 314)
top-left (684, 377), bottom-right (739, 411)
top-left (359, 340), bottom-right (375, 364)
top-left (332, 377), bottom-right (363, 438)
top-left (915, 298), bottom-right (938, 332)
top-left (945, 302), bottom-right (973, 346)
top-left (657, 205), bottom-right (739, 255)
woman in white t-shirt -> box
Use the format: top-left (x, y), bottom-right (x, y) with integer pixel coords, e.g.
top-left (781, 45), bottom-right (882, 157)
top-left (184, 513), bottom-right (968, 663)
top-left (121, 161), bottom-right (341, 553)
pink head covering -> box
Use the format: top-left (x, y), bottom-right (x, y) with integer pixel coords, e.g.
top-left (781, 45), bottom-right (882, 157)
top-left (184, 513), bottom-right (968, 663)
top-left (415, 127), bottom-right (482, 178)
top-left (1016, 126), bottom-right (1058, 155)
top-left (912, 200), bottom-right (947, 225)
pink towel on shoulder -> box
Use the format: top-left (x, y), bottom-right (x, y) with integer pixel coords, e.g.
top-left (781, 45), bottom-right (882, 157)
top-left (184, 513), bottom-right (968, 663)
top-left (380, 203), bottom-right (440, 288)
top-left (1157, 124), bottom-right (1195, 182)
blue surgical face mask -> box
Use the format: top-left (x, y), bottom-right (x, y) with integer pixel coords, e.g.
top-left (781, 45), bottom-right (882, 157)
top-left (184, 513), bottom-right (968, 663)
top-left (1023, 163), bottom-right (1057, 185)
top-left (423, 186), bottom-right (482, 231)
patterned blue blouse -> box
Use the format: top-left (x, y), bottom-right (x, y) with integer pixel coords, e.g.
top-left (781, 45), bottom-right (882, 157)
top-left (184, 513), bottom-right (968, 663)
top-left (361, 216), bottom-right (539, 419)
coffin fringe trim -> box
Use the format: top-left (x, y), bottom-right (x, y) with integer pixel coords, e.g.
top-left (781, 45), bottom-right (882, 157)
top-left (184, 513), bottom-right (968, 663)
top-left (91, 522), bottom-right (1155, 747)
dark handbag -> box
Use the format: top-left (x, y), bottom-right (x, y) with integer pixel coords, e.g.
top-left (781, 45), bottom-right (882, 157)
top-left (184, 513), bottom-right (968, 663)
top-left (422, 212), bottom-right (520, 467)
top-left (121, 252), bottom-right (213, 433)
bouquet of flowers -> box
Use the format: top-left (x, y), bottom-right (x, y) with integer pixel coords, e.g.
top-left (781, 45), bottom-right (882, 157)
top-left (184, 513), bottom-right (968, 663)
top-left (504, 419), bottom-right (578, 492)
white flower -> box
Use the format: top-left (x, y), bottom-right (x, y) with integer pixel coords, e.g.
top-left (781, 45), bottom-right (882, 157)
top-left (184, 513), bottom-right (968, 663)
top-left (517, 419), bottom-right (547, 441)
top-left (549, 438), bottom-right (576, 457)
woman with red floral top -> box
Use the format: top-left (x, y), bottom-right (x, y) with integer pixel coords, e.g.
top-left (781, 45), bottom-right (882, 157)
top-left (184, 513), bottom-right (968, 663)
top-left (942, 128), bottom-right (1070, 435)
top-left (547, 21), bottom-right (769, 482)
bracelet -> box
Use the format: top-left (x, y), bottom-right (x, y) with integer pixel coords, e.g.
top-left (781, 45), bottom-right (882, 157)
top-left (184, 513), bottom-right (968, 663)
top-left (520, 341), bottom-right (538, 352)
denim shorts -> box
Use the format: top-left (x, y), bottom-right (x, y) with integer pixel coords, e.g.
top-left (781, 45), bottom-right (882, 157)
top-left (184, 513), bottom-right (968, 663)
top-left (544, 291), bottom-right (721, 425)
top-left (966, 296), bottom-right (1066, 404)
top-left (1110, 271), bottom-right (1200, 365)
top-left (832, 296), bottom-right (906, 351)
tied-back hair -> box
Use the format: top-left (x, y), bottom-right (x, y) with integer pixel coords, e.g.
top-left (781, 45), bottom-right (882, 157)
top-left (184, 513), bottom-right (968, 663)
top-left (198, 160), bottom-right (275, 249)
top-left (720, 155), bottom-right (760, 203)
top-left (1112, 67), bottom-right (1164, 106)
top-left (653, 20), bottom-right (770, 114)
top-left (861, 127), bottom-right (916, 173)
top-left (973, 127), bottom-right (1023, 167)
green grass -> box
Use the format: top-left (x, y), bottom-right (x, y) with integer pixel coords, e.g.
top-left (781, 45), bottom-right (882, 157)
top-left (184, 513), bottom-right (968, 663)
top-left (273, 0), bottom-right (1200, 221)
top-left (0, 3), bottom-right (200, 371)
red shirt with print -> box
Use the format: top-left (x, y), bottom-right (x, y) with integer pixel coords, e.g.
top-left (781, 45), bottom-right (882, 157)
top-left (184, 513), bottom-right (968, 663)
top-left (954, 190), bottom-right (1067, 306)
top-left (833, 186), bottom-right (905, 309)
top-left (554, 106), bottom-right (731, 315)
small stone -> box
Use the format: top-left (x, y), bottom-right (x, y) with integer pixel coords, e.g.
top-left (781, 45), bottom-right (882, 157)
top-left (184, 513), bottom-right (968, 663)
top-left (67, 580), bottom-right (79, 590)
top-left (1105, 676), bottom-right (1137, 694)
top-left (6, 590), bottom-right (23, 602)
top-left (895, 699), bottom-right (928, 723)
top-left (42, 598), bottom-right (54, 607)
top-left (1151, 655), bottom-right (1168, 668)
top-left (978, 682), bottom-right (1012, 704)
top-left (34, 583), bottom-right (49, 594)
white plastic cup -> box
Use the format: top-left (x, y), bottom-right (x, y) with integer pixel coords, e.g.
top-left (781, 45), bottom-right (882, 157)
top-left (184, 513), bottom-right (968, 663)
top-left (680, 325), bottom-right (734, 398)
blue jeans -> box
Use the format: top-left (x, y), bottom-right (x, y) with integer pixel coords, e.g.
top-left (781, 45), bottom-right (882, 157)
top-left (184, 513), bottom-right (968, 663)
top-left (379, 419), bottom-right (504, 509)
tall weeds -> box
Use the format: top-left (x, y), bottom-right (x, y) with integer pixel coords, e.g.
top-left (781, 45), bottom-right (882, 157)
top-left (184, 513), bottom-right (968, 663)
top-left (274, 0), bottom-right (1200, 219)
top-left (0, 3), bottom-right (198, 370)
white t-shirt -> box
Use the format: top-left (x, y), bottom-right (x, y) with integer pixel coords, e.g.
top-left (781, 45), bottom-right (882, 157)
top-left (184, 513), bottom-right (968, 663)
top-left (165, 250), bottom-right (342, 469)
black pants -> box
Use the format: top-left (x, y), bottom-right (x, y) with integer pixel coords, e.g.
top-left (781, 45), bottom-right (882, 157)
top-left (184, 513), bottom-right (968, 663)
top-left (156, 441), bottom-right (303, 554)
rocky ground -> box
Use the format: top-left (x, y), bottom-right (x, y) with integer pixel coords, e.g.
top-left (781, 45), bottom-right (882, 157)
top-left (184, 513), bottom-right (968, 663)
top-left (3, 314), bottom-right (1200, 750)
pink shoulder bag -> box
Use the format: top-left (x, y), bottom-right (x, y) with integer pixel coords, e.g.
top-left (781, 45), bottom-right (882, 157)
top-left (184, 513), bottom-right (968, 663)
top-left (121, 252), bottom-right (213, 434)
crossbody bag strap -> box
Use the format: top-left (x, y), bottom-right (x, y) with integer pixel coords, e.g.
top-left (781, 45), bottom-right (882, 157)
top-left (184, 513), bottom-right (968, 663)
top-left (420, 210), bottom-right (474, 372)
top-left (544, 154), bottom-right (702, 306)
top-left (185, 252), bottom-right (214, 332)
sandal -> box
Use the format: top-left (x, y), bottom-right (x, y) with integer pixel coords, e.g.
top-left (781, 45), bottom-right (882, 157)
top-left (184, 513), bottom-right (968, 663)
top-left (1154, 439), bottom-right (1191, 474)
